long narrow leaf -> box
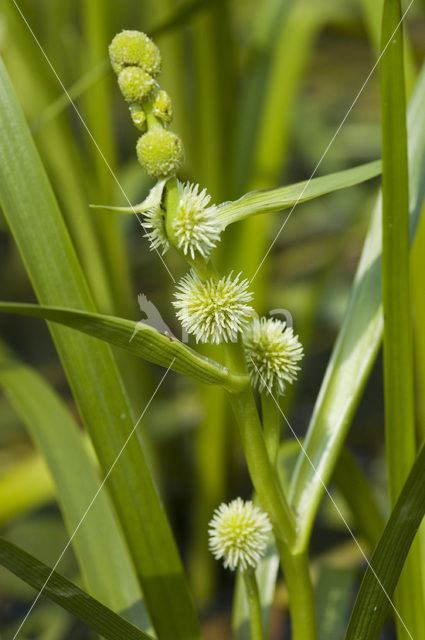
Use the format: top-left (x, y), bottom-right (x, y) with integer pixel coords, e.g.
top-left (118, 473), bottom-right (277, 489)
top-left (0, 58), bottom-right (201, 640)
top-left (380, 0), bottom-right (424, 635)
top-left (216, 160), bottom-right (381, 227)
top-left (289, 60), bottom-right (425, 552)
top-left (0, 346), bottom-right (150, 629)
top-left (0, 537), bottom-right (154, 640)
top-left (345, 443), bottom-right (425, 640)
top-left (0, 302), bottom-right (247, 392)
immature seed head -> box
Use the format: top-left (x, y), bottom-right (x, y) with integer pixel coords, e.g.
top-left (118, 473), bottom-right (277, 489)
top-left (136, 130), bottom-right (184, 178)
top-left (243, 317), bottom-right (303, 395)
top-left (173, 271), bottom-right (254, 344)
top-left (153, 89), bottom-right (173, 124)
top-left (109, 30), bottom-right (161, 76)
top-left (118, 67), bottom-right (156, 103)
top-left (172, 182), bottom-right (222, 259)
top-left (129, 104), bottom-right (147, 131)
top-left (208, 498), bottom-right (272, 572)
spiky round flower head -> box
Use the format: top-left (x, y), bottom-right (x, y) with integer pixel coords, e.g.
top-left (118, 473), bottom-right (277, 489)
top-left (172, 182), bottom-right (222, 259)
top-left (173, 271), bottom-right (254, 344)
top-left (109, 30), bottom-right (161, 76)
top-left (129, 104), bottom-right (147, 132)
top-left (118, 67), bottom-right (156, 103)
top-left (153, 89), bottom-right (173, 124)
top-left (243, 317), bottom-right (304, 396)
top-left (208, 498), bottom-right (272, 572)
top-left (142, 205), bottom-right (169, 254)
top-left (136, 129), bottom-right (184, 178)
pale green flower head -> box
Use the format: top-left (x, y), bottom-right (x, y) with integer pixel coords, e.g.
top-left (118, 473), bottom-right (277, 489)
top-left (153, 89), bottom-right (173, 124)
top-left (243, 317), bottom-right (303, 395)
top-left (136, 129), bottom-right (184, 178)
top-left (172, 182), bottom-right (222, 259)
top-left (109, 30), bottom-right (161, 76)
top-left (208, 498), bottom-right (272, 571)
top-left (118, 67), bottom-right (156, 103)
top-left (173, 271), bottom-right (254, 344)
top-left (129, 104), bottom-right (147, 132)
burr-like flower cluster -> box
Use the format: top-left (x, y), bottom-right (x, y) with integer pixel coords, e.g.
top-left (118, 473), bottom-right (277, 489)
top-left (109, 30), bottom-right (184, 178)
top-left (173, 182), bottom-right (222, 259)
top-left (243, 317), bottom-right (303, 395)
top-left (173, 271), bottom-right (254, 344)
top-left (208, 498), bottom-right (272, 571)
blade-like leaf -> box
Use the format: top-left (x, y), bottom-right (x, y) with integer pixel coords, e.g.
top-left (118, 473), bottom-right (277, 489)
top-left (216, 160), bottom-right (381, 227)
top-left (0, 345), bottom-right (150, 629)
top-left (380, 0), bottom-right (424, 635)
top-left (0, 537), bottom-right (154, 640)
top-left (289, 60), bottom-right (425, 552)
top-left (0, 303), bottom-right (247, 392)
top-left (316, 565), bottom-right (357, 640)
top-left (345, 443), bottom-right (425, 640)
top-left (0, 58), bottom-right (201, 640)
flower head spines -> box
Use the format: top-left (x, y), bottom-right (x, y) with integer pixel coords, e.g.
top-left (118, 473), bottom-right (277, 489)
top-left (136, 129), bottom-right (184, 178)
top-left (173, 271), bottom-right (254, 344)
top-left (208, 498), bottom-right (272, 572)
top-left (142, 206), bottom-right (170, 254)
top-left (243, 317), bottom-right (303, 395)
top-left (172, 182), bottom-right (222, 259)
top-left (109, 30), bottom-right (161, 76)
top-left (118, 67), bottom-right (156, 103)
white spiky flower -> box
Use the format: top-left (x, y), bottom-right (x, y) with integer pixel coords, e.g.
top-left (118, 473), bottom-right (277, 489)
top-left (243, 317), bottom-right (304, 395)
top-left (173, 271), bottom-right (254, 344)
top-left (142, 205), bottom-right (169, 254)
top-left (208, 498), bottom-right (272, 572)
top-left (172, 182), bottom-right (222, 259)
top-left (136, 180), bottom-right (169, 254)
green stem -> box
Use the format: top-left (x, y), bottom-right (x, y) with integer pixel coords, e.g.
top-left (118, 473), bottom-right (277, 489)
top-left (261, 391), bottom-right (280, 467)
top-left (276, 547), bottom-right (317, 640)
top-left (242, 568), bottom-right (264, 640)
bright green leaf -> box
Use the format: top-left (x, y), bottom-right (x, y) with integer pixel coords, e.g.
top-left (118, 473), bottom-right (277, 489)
top-left (0, 537), bottom-right (154, 640)
top-left (0, 302), bottom-right (247, 392)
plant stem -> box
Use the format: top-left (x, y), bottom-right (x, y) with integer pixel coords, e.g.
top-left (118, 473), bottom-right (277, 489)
top-left (224, 342), bottom-right (317, 639)
top-left (276, 546), bottom-right (317, 640)
top-left (242, 568), bottom-right (264, 640)
top-left (261, 391), bottom-right (280, 467)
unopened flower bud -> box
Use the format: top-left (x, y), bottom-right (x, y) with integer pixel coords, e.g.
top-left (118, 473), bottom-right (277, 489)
top-left (136, 129), bottom-right (184, 178)
top-left (153, 89), bottom-right (173, 124)
top-left (129, 104), bottom-right (147, 131)
top-left (118, 67), bottom-right (155, 103)
top-left (109, 30), bottom-right (161, 76)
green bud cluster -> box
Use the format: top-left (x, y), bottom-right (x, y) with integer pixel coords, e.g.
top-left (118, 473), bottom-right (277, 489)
top-left (109, 30), bottom-right (184, 179)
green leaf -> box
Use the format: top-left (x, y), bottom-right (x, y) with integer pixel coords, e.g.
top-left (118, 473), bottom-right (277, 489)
top-left (0, 345), bottom-right (150, 630)
top-left (0, 302), bottom-right (247, 392)
top-left (345, 443), bottom-right (425, 640)
top-left (0, 537), bottom-right (154, 640)
top-left (0, 454), bottom-right (54, 528)
top-left (0, 57), bottom-right (201, 640)
top-left (289, 60), bottom-right (425, 553)
top-left (380, 0), bottom-right (424, 635)
top-left (216, 160), bottom-right (382, 227)
top-left (315, 565), bottom-right (357, 640)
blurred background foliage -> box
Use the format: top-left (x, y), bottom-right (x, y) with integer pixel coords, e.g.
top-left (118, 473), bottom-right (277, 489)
top-left (0, 0), bottom-right (425, 638)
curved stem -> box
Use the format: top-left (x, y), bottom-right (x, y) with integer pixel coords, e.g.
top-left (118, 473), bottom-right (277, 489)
top-left (261, 390), bottom-right (280, 467)
top-left (242, 568), bottom-right (264, 640)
